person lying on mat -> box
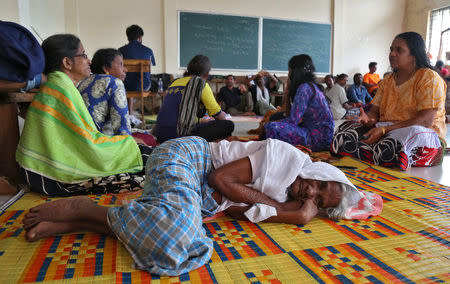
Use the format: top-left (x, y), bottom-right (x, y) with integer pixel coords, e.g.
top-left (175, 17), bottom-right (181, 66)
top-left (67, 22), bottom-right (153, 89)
top-left (23, 136), bottom-right (382, 276)
top-left (331, 32), bottom-right (447, 170)
top-left (16, 34), bottom-right (154, 196)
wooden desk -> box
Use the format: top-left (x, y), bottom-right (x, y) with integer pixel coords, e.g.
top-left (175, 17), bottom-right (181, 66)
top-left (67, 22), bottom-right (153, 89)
top-left (0, 92), bottom-right (35, 184)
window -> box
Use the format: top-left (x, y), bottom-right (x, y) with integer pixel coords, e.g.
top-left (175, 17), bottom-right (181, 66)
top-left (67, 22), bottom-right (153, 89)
top-left (426, 6), bottom-right (450, 64)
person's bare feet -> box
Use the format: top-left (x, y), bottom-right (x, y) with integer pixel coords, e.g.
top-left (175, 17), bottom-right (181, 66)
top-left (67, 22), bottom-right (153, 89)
top-left (23, 197), bottom-right (101, 230)
top-left (25, 221), bottom-right (77, 242)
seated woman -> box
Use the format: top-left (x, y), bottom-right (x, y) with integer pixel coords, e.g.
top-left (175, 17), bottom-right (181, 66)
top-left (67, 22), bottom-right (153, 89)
top-left (331, 32), bottom-right (446, 170)
top-left (23, 136), bottom-right (382, 275)
top-left (16, 34), bottom-right (153, 196)
top-left (153, 54), bottom-right (234, 142)
top-left (263, 54), bottom-right (334, 151)
top-left (77, 48), bottom-right (131, 135)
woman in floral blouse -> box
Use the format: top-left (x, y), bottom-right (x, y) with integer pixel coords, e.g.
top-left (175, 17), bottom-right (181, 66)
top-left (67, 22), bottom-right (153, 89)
top-left (78, 48), bottom-right (131, 135)
top-left (263, 54), bottom-right (334, 151)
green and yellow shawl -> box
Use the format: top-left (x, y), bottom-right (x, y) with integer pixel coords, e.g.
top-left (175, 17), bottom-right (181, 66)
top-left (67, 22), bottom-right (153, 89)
top-left (16, 71), bottom-right (143, 183)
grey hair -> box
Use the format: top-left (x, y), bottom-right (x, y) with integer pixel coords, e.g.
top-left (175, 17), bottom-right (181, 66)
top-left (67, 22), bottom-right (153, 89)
top-left (325, 184), bottom-right (349, 219)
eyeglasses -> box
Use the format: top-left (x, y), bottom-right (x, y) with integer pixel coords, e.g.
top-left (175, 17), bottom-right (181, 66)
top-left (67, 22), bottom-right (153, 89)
top-left (73, 53), bottom-right (88, 59)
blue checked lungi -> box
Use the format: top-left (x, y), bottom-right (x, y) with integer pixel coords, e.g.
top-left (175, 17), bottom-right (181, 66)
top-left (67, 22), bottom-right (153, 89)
top-left (107, 136), bottom-right (219, 275)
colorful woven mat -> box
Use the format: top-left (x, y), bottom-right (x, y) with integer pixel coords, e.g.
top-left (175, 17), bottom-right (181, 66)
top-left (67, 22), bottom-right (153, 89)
top-left (1, 157), bottom-right (449, 283)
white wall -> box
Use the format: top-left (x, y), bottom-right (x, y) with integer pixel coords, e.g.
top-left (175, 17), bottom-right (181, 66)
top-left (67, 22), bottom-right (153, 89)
top-left (66, 0), bottom-right (164, 73)
top-left (1, 0), bottom-right (65, 43)
top-left (18, 0), bottom-right (30, 29)
top-left (1, 0), bottom-right (164, 73)
top-left (4, 0), bottom-right (412, 78)
top-left (29, 0), bottom-right (65, 41)
top-left (0, 0), bottom-right (20, 22)
top-left (334, 0), bottom-right (405, 80)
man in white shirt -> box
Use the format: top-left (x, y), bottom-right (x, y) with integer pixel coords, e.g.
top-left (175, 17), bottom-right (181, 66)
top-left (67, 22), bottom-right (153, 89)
top-left (248, 74), bottom-right (276, 115)
top-left (325, 73), bottom-right (351, 120)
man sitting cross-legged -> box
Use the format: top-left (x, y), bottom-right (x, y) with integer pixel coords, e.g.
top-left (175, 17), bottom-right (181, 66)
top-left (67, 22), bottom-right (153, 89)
top-left (217, 74), bottom-right (254, 115)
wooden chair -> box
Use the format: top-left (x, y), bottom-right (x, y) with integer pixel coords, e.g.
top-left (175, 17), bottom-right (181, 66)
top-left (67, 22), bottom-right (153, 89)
top-left (123, 59), bottom-right (152, 126)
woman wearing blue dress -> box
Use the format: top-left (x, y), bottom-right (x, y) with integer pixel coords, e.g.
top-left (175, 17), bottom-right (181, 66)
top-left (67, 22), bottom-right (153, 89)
top-left (263, 54), bottom-right (334, 151)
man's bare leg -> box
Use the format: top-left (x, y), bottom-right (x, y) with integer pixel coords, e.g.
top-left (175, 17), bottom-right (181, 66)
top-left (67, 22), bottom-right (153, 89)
top-left (25, 220), bottom-right (114, 242)
top-left (23, 197), bottom-right (109, 230)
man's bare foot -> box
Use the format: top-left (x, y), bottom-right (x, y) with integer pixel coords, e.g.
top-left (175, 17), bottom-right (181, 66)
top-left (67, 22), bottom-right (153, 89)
top-left (23, 197), bottom-right (107, 229)
top-left (25, 220), bottom-right (114, 241)
top-left (26, 221), bottom-right (77, 242)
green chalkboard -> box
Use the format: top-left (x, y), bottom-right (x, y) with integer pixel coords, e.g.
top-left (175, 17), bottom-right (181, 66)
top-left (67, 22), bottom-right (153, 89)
top-left (262, 19), bottom-right (331, 73)
top-left (179, 12), bottom-right (259, 70)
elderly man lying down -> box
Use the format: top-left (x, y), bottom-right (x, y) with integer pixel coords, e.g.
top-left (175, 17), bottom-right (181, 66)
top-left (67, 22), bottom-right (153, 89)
top-left (23, 136), bottom-right (382, 276)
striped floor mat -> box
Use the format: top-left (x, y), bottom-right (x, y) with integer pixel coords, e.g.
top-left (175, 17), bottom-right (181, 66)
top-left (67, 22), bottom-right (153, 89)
top-left (0, 157), bottom-right (448, 283)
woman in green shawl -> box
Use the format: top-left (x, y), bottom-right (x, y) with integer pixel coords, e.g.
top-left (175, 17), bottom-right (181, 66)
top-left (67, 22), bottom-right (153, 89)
top-left (16, 34), bottom-right (153, 196)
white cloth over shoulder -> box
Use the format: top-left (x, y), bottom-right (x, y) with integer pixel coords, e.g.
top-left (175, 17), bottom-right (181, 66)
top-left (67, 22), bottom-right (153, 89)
top-left (256, 87), bottom-right (270, 104)
top-left (210, 139), bottom-right (306, 222)
top-left (209, 139), bottom-right (383, 222)
top-left (326, 84), bottom-right (348, 120)
top-left (210, 139), bottom-right (311, 205)
top-left (210, 139), bottom-right (341, 222)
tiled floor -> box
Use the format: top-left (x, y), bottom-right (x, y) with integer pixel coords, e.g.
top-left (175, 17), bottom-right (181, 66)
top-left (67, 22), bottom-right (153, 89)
top-left (405, 156), bottom-right (450, 186)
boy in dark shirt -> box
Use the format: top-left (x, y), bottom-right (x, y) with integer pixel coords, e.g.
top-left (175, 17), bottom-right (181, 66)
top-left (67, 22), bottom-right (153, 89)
top-left (217, 75), bottom-right (254, 115)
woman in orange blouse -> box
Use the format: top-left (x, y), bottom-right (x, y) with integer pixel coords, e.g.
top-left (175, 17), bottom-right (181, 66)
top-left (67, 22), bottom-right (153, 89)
top-left (331, 32), bottom-right (446, 170)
